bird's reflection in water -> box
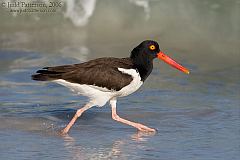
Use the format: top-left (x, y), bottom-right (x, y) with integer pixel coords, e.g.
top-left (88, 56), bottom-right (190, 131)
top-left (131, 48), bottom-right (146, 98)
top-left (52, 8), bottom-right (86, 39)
top-left (131, 131), bottom-right (156, 142)
top-left (61, 131), bottom-right (156, 159)
top-left (62, 134), bottom-right (85, 160)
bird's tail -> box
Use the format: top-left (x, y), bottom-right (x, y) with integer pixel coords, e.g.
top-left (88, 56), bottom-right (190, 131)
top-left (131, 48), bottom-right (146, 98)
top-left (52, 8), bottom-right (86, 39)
top-left (31, 69), bottom-right (62, 81)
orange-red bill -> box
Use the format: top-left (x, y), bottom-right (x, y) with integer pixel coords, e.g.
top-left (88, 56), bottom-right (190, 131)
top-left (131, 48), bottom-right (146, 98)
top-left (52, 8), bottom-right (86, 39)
top-left (157, 51), bottom-right (190, 74)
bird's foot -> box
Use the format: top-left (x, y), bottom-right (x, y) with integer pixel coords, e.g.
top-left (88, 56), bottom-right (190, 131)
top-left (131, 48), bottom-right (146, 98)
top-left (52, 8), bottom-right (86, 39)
top-left (136, 123), bottom-right (156, 132)
top-left (58, 128), bottom-right (69, 136)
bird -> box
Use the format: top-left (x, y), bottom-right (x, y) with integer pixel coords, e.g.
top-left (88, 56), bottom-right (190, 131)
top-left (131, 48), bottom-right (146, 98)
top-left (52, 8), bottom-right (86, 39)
top-left (32, 40), bottom-right (190, 134)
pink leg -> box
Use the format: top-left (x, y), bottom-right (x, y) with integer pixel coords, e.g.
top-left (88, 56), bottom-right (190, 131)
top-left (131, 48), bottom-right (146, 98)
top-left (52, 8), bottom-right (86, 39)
top-left (61, 103), bottom-right (92, 134)
top-left (110, 99), bottom-right (156, 132)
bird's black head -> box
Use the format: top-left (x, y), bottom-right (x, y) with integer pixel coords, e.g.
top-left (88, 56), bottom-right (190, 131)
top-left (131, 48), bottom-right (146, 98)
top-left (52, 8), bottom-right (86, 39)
top-left (130, 40), bottom-right (160, 81)
top-left (130, 40), bottom-right (160, 60)
top-left (130, 40), bottom-right (190, 81)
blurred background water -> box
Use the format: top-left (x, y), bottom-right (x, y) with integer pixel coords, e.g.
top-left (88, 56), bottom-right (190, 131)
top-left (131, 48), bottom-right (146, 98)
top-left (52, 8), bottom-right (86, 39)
top-left (0, 0), bottom-right (239, 160)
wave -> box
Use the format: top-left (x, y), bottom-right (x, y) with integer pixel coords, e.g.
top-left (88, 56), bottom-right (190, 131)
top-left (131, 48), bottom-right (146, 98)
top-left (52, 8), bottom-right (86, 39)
top-left (2, 0), bottom-right (152, 26)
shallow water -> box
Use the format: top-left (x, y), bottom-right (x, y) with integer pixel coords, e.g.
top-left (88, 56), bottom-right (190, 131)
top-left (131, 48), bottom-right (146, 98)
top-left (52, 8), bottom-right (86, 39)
top-left (0, 0), bottom-right (240, 160)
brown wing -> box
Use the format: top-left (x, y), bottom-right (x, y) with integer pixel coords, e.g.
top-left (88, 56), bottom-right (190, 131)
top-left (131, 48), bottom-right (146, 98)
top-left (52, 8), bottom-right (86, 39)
top-left (32, 57), bottom-right (134, 91)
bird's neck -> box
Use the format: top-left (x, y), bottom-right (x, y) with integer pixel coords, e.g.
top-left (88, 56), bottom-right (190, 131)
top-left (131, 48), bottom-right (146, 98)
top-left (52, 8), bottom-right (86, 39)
top-left (131, 55), bottom-right (153, 81)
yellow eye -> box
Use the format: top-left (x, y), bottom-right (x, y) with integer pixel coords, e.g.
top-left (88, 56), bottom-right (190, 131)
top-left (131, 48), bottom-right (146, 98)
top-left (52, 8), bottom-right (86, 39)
top-left (149, 45), bottom-right (156, 50)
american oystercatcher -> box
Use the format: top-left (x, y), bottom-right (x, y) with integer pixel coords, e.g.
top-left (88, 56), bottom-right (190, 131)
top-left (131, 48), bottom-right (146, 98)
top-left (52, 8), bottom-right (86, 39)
top-left (32, 40), bottom-right (189, 134)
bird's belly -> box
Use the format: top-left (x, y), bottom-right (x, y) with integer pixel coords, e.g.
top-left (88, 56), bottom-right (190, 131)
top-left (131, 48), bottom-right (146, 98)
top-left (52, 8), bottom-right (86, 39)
top-left (53, 79), bottom-right (113, 107)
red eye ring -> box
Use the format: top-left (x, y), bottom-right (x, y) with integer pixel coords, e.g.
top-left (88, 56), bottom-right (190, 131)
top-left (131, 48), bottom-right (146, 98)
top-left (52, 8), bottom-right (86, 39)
top-left (149, 45), bottom-right (156, 50)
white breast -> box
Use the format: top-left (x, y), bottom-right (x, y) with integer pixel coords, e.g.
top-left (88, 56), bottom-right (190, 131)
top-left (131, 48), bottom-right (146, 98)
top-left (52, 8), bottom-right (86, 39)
top-left (116, 68), bottom-right (143, 97)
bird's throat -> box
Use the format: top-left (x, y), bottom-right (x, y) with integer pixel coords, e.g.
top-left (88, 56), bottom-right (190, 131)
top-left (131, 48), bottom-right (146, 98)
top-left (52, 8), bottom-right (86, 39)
top-left (131, 55), bottom-right (153, 81)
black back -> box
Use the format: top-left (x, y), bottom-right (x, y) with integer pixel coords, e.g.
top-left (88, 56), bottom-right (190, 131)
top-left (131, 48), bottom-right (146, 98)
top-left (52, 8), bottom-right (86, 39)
top-left (32, 58), bottom-right (134, 91)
